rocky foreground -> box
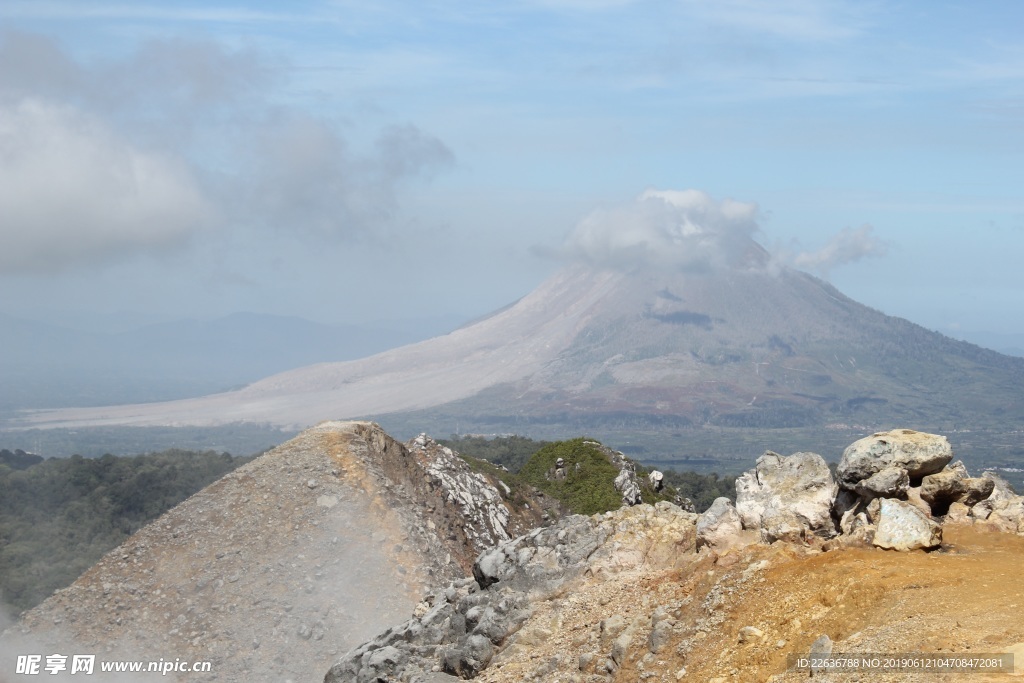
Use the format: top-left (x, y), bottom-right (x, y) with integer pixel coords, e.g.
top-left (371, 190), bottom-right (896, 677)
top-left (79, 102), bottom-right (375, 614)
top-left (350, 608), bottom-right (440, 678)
top-left (2, 422), bottom-right (550, 682)
top-left (330, 429), bottom-right (1024, 683)
top-left (4, 425), bottom-right (1024, 683)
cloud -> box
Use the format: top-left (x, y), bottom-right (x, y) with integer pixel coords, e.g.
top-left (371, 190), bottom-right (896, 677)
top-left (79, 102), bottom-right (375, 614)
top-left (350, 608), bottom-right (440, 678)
top-left (241, 117), bottom-right (453, 239)
top-left (547, 189), bottom-right (765, 271)
top-left (0, 30), bottom-right (453, 274)
top-left (782, 224), bottom-right (887, 276)
top-left (0, 99), bottom-right (212, 273)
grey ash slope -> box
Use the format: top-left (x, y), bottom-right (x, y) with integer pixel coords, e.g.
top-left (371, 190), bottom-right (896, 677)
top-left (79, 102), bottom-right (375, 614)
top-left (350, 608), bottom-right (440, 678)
top-left (3, 422), bottom-right (545, 682)
top-left (18, 263), bottom-right (1024, 434)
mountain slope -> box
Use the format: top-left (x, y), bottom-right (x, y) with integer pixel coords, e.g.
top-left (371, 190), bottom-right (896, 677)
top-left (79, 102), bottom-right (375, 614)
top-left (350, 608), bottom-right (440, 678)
top-left (16, 264), bottom-right (1024, 441)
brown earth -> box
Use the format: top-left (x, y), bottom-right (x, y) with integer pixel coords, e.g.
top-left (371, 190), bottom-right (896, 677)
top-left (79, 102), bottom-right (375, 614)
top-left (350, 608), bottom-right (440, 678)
top-left (475, 523), bottom-right (1024, 683)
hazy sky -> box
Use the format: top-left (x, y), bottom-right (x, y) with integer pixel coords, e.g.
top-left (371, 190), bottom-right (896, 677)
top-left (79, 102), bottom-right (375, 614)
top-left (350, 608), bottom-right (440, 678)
top-left (1, 1), bottom-right (1022, 337)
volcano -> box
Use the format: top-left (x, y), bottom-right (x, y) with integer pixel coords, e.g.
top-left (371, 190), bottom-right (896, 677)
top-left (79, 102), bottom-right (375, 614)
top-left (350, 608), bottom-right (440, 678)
top-left (16, 258), bottom-right (1024, 446)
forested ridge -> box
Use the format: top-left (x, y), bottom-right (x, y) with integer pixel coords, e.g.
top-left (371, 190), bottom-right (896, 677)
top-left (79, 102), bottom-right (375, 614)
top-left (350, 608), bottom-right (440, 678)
top-left (445, 435), bottom-right (736, 513)
top-left (0, 449), bottom-right (252, 613)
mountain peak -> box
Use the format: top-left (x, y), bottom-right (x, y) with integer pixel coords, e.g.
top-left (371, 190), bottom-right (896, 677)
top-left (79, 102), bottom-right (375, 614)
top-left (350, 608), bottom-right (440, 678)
top-left (15, 264), bottom-right (1024, 450)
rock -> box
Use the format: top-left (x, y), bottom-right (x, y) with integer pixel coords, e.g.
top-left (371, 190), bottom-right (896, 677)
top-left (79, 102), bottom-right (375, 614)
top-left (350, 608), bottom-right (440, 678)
top-left (553, 457), bottom-right (567, 481)
top-left (945, 501), bottom-right (971, 524)
top-left (442, 634), bottom-right (494, 677)
top-left (976, 498), bottom-right (1024, 534)
top-left (854, 466), bottom-right (909, 499)
top-left (920, 468), bottom-right (965, 513)
top-left (600, 614), bottom-right (628, 644)
top-left (872, 498), bottom-right (942, 551)
top-left (921, 463), bottom-right (995, 514)
top-left (649, 620), bottom-right (673, 653)
top-left (837, 429), bottom-right (952, 490)
top-left (327, 504), bottom-right (699, 682)
top-left (808, 634), bottom-right (833, 675)
top-left (649, 470), bottom-right (665, 492)
top-left (959, 477), bottom-right (996, 507)
top-left (981, 472), bottom-right (1018, 502)
top-left (735, 451), bottom-right (836, 543)
top-left (696, 498), bottom-right (744, 552)
top-left (904, 487), bottom-right (932, 516)
top-left (832, 489), bottom-right (860, 524)
top-left (738, 626), bottom-right (764, 643)
top-left (675, 496), bottom-right (696, 513)
top-left (610, 631), bottom-right (632, 665)
top-left (614, 465), bottom-right (642, 506)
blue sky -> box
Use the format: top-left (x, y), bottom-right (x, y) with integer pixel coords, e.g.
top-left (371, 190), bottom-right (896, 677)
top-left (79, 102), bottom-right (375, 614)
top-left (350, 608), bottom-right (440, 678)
top-left (1, 0), bottom-right (1022, 339)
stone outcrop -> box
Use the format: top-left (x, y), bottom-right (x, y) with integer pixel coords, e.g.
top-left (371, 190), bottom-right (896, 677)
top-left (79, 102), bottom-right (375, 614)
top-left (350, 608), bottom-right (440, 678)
top-left (696, 497), bottom-right (746, 552)
top-left (613, 463), bottom-right (642, 506)
top-left (411, 433), bottom-right (525, 554)
top-left (735, 451), bottom-right (837, 543)
top-left (326, 503), bottom-right (698, 683)
top-left (837, 429), bottom-right (953, 490)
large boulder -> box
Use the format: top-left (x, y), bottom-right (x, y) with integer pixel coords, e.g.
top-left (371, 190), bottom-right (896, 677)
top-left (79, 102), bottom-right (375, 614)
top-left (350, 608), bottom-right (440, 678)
top-left (872, 498), bottom-right (942, 551)
top-left (854, 466), bottom-right (910, 499)
top-left (837, 429), bottom-right (952, 491)
top-left (920, 461), bottom-right (995, 515)
top-left (696, 497), bottom-right (745, 552)
top-left (735, 451), bottom-right (837, 543)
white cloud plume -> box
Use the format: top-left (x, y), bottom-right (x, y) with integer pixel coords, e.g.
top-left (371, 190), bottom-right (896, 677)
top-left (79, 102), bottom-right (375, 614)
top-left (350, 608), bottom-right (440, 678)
top-left (0, 99), bottom-right (212, 273)
top-left (240, 117), bottom-right (453, 240)
top-left (550, 189), bottom-right (765, 271)
top-left (0, 30), bottom-right (453, 274)
top-left (783, 224), bottom-right (887, 276)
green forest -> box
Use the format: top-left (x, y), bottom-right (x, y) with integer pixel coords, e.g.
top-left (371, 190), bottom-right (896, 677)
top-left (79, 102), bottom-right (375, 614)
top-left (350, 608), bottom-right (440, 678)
top-left (0, 448), bottom-right (252, 613)
top-left (446, 435), bottom-right (736, 513)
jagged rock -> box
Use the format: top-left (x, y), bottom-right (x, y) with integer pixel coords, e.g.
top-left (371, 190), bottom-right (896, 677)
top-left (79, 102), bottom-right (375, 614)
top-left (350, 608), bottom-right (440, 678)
top-left (981, 471), bottom-right (1018, 501)
top-left (854, 466), bottom-right (910, 499)
top-left (675, 495), bottom-right (696, 513)
top-left (872, 498), bottom-right (942, 551)
top-left (921, 468), bottom-right (967, 511)
top-left (614, 465), bottom-right (642, 506)
top-left (735, 451), bottom-right (836, 543)
top-left (974, 497), bottom-right (1024, 533)
top-left (945, 501), bottom-right (971, 524)
top-left (697, 497), bottom-right (745, 552)
top-left (326, 503), bottom-right (697, 682)
top-left (904, 486), bottom-right (933, 516)
top-left (921, 462), bottom-right (995, 514)
top-left (442, 634), bottom-right (494, 677)
top-left (971, 473), bottom-right (1022, 523)
top-left (838, 429), bottom-right (952, 490)
top-left (832, 488), bottom-right (860, 524)
top-left (649, 470), bottom-right (665, 492)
